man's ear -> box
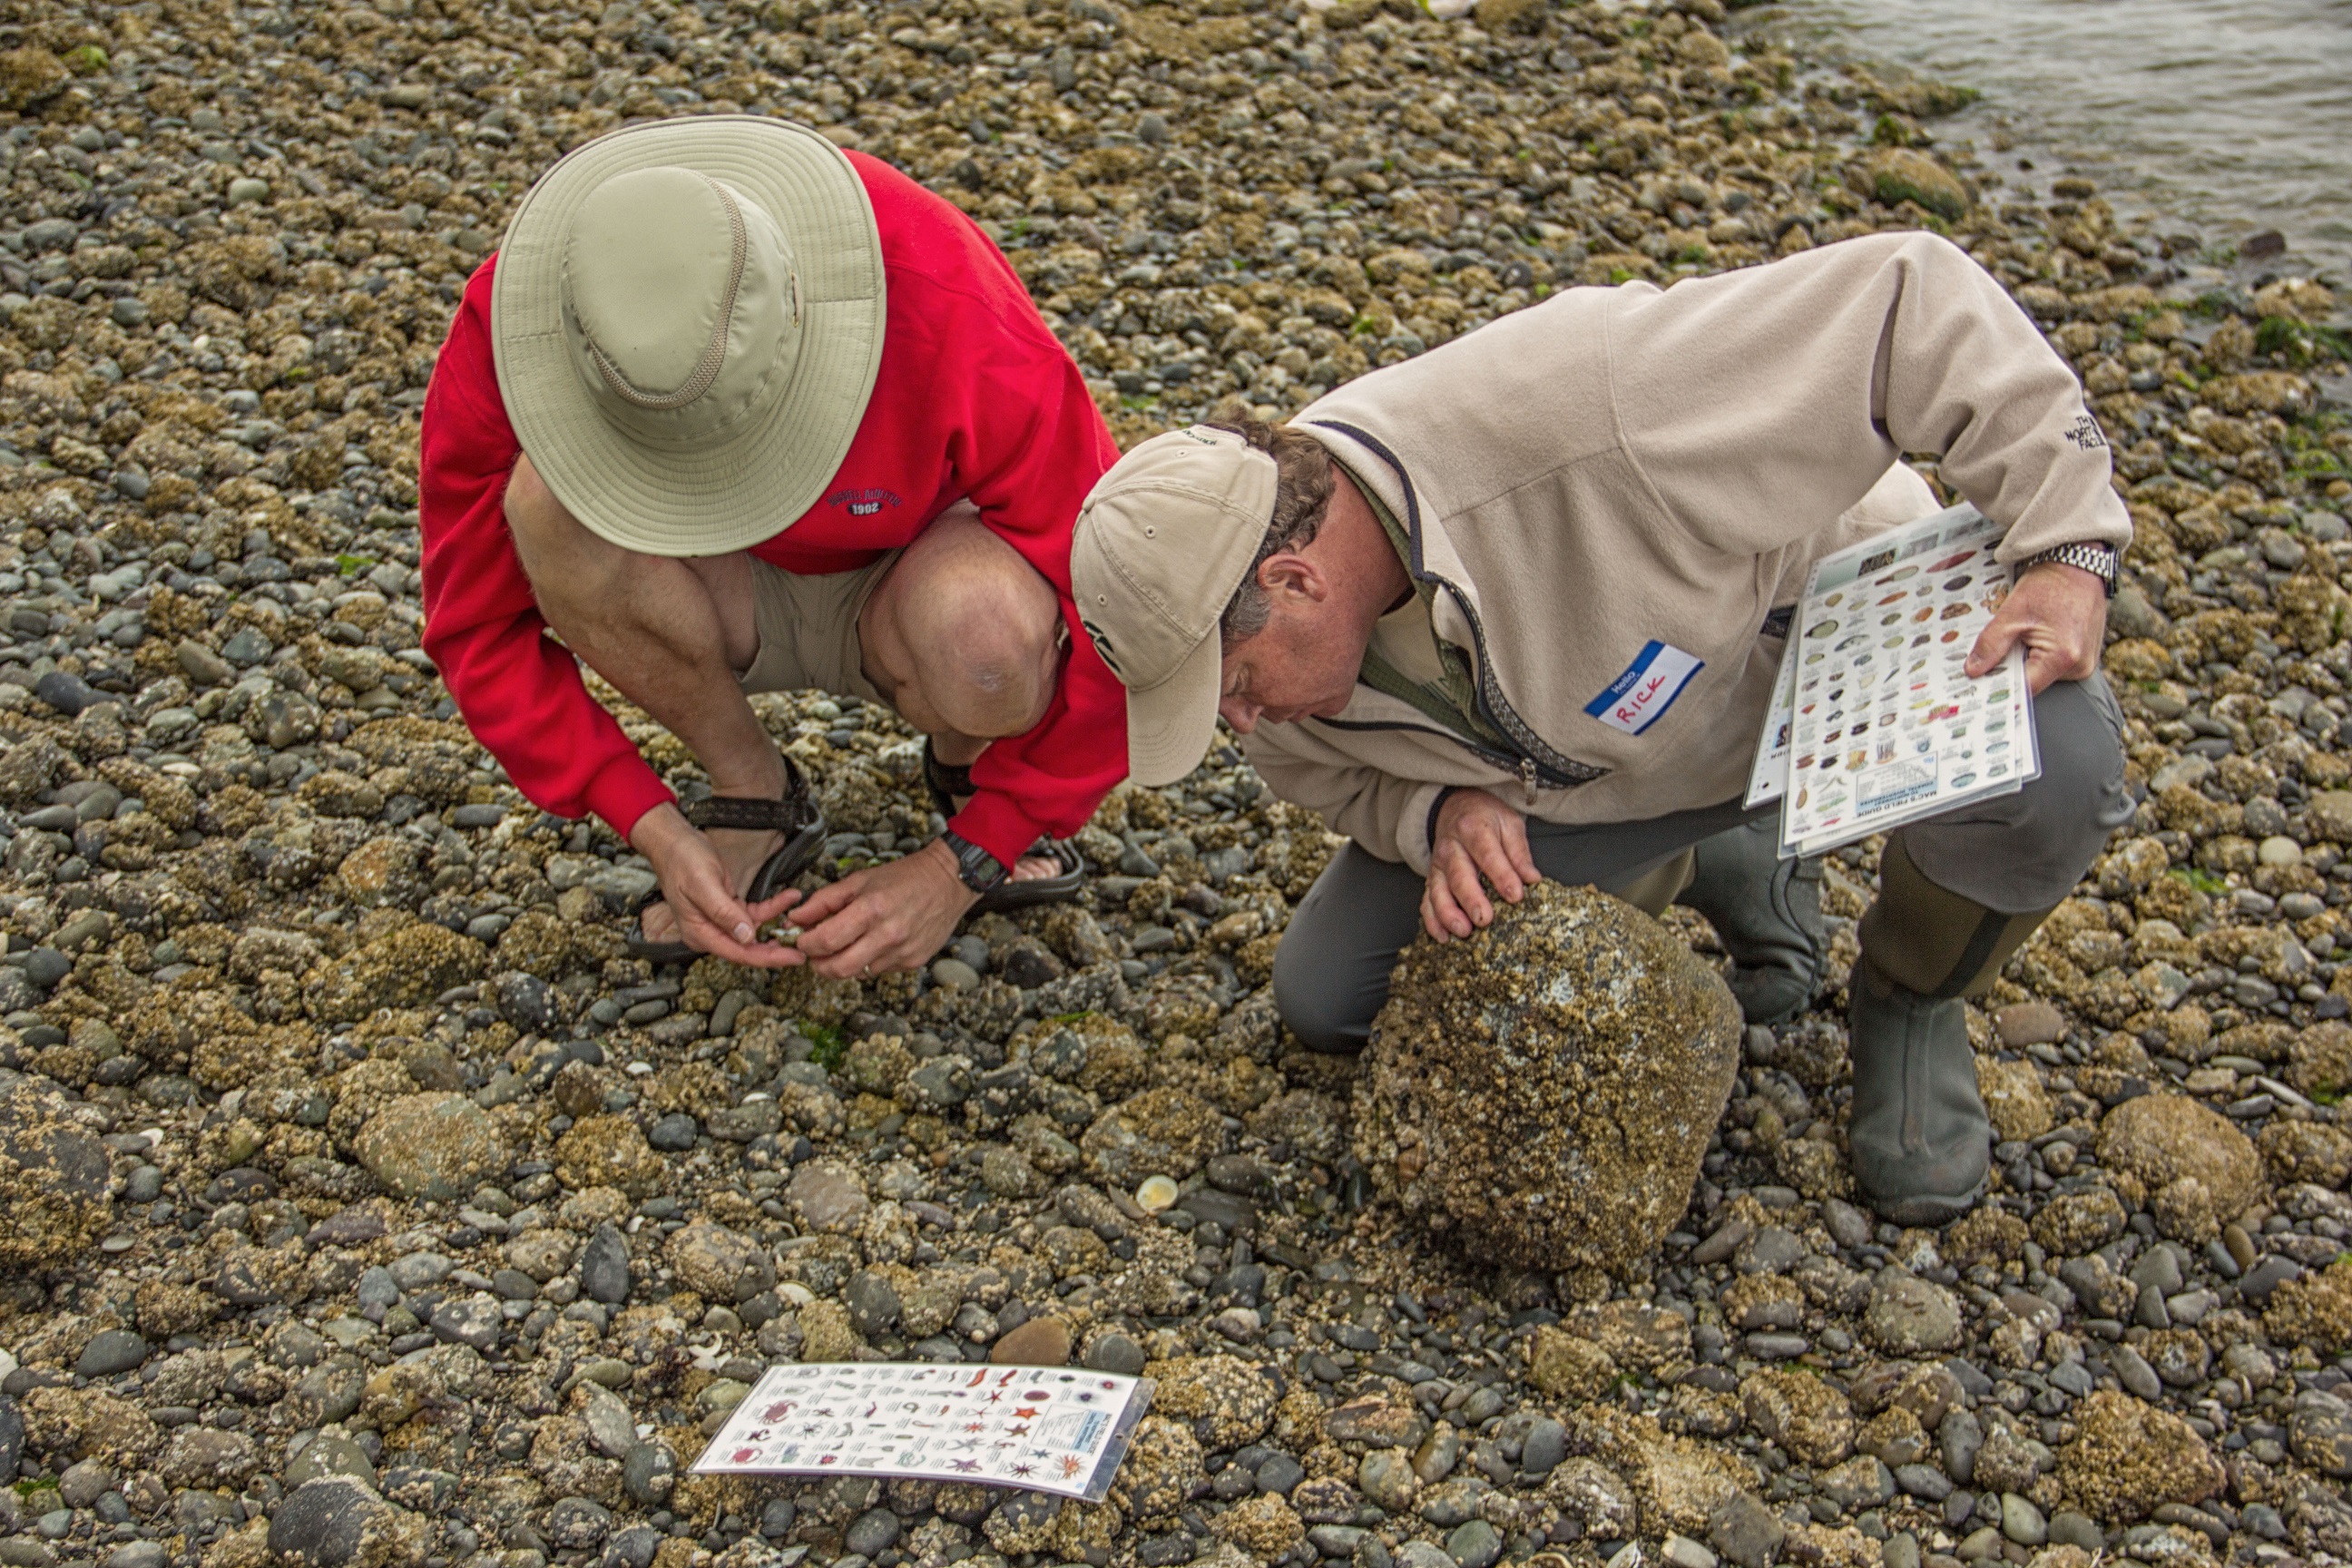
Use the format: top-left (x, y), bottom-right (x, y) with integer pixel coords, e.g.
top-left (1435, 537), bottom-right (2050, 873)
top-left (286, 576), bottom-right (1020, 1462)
top-left (1258, 552), bottom-right (1328, 605)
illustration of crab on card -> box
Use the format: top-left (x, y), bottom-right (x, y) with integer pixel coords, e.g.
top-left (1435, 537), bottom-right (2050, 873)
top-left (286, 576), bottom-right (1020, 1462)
top-left (690, 1361), bottom-right (1156, 1504)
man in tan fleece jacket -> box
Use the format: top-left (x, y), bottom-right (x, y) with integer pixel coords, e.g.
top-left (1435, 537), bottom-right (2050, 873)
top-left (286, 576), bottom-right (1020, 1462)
top-left (1069, 231), bottom-right (2133, 1226)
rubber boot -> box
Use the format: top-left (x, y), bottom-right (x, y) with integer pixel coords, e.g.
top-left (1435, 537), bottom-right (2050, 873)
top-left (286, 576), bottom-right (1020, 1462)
top-left (1676, 814), bottom-right (1826, 1026)
top-left (1847, 836), bottom-right (2058, 1225)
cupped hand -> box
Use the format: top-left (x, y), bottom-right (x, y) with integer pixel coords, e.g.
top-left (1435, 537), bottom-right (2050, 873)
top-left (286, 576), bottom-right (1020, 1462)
top-left (1422, 786), bottom-right (1542, 942)
top-left (631, 803), bottom-right (808, 967)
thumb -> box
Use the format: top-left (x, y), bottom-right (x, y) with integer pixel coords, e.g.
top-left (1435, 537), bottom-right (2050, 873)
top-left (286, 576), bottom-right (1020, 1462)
top-left (1965, 614), bottom-right (2024, 679)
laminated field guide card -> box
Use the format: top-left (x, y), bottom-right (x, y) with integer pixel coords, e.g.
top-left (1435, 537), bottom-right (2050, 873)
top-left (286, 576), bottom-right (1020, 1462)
top-left (1750, 503), bottom-right (2041, 856)
top-left (691, 1361), bottom-right (1153, 1504)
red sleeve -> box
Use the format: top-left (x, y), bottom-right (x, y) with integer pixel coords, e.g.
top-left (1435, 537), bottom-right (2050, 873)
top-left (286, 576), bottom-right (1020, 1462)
top-left (943, 315), bottom-right (1129, 865)
top-left (418, 259), bottom-right (675, 838)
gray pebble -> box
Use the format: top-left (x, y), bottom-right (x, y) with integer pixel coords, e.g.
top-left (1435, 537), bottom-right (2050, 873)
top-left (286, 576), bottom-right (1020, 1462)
top-left (622, 1442), bottom-right (676, 1506)
top-left (74, 1328), bottom-right (148, 1377)
top-left (581, 1221), bottom-right (632, 1305)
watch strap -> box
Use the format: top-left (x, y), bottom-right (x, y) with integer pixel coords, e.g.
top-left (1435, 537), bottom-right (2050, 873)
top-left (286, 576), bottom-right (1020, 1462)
top-left (2020, 541), bottom-right (2119, 597)
top-left (940, 829), bottom-right (1006, 894)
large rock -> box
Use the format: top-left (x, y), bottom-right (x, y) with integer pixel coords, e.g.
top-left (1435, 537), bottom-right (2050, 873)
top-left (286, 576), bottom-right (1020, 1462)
top-left (1352, 883), bottom-right (1740, 1274)
top-left (353, 1093), bottom-right (508, 1202)
top-left (0, 1071), bottom-right (113, 1269)
top-left (2094, 1093), bottom-right (2262, 1242)
top-left (2053, 1391), bottom-right (2223, 1524)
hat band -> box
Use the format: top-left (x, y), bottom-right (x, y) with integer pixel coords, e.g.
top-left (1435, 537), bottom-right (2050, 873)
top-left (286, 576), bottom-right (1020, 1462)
top-left (584, 172), bottom-right (749, 412)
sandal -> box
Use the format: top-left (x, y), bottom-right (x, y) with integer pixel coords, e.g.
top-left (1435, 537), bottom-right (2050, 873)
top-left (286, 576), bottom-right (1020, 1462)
top-left (626, 757), bottom-right (828, 963)
top-left (921, 739), bottom-right (1087, 912)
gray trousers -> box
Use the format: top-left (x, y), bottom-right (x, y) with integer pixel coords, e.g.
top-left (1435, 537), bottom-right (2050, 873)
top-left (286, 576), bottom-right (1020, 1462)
top-left (1270, 674), bottom-right (2132, 1054)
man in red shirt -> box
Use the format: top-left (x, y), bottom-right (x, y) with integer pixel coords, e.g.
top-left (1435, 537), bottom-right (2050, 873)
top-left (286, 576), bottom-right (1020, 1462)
top-left (420, 116), bottom-right (1126, 975)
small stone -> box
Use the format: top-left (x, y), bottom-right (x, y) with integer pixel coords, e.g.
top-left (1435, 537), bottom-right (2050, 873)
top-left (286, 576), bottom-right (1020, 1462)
top-left (226, 176), bottom-right (270, 205)
top-left (1521, 1416), bottom-right (1566, 1479)
top-left (1706, 1491), bottom-right (1786, 1568)
top-left (1994, 1001), bottom-right (2064, 1047)
top-left (1448, 1520), bottom-right (1504, 1568)
top-left (846, 1507), bottom-right (901, 1557)
top-left (992, 1315), bottom-right (1073, 1366)
top-left (74, 1329), bottom-right (149, 1377)
top-left (268, 1476), bottom-right (416, 1566)
top-left (621, 1442), bottom-right (676, 1506)
top-left (1084, 1331), bottom-right (1148, 1376)
top-left (1864, 1269), bottom-right (1964, 1355)
top-left (2001, 1493), bottom-right (2047, 1546)
top-left (1661, 1534), bottom-right (1717, 1568)
top-left (580, 1221), bottom-right (631, 1305)
top-left (2289, 1390), bottom-right (2352, 1477)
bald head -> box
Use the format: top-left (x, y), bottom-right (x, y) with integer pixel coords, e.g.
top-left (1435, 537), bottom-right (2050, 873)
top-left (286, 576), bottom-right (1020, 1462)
top-left (862, 508), bottom-right (1062, 741)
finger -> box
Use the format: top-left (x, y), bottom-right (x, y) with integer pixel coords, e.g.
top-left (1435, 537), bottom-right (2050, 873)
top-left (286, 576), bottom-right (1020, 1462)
top-left (746, 888), bottom-right (804, 926)
top-left (2023, 640), bottom-right (2070, 696)
top-left (815, 924), bottom-right (902, 979)
top-left (788, 874), bottom-right (867, 928)
top-left (671, 906), bottom-right (800, 968)
top-left (1467, 824), bottom-right (1526, 904)
top-left (795, 902), bottom-right (873, 961)
top-left (1446, 852), bottom-right (1491, 931)
top-left (1965, 613), bottom-right (2024, 678)
top-left (1500, 811), bottom-right (1541, 887)
top-left (1423, 877), bottom-right (1460, 943)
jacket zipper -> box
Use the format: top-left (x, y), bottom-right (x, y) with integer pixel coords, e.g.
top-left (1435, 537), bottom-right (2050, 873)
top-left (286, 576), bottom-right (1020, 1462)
top-left (1308, 418), bottom-right (1609, 795)
top-left (1313, 714), bottom-right (1572, 801)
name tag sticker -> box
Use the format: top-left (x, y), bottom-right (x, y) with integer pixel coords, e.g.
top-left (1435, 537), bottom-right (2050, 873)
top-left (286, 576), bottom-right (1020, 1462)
top-left (1584, 641), bottom-right (1705, 736)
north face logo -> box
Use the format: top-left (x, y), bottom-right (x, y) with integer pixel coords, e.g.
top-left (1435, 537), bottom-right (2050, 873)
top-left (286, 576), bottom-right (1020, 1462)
top-left (2062, 414), bottom-right (2108, 451)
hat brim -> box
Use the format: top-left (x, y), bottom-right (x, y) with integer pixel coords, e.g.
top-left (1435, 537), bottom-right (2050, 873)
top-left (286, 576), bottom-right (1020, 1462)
top-left (492, 116), bottom-right (886, 559)
top-left (1125, 626), bottom-right (1224, 788)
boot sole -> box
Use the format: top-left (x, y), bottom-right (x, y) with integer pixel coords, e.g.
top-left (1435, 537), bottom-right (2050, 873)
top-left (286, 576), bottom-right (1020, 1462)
top-left (1861, 1178), bottom-right (1985, 1228)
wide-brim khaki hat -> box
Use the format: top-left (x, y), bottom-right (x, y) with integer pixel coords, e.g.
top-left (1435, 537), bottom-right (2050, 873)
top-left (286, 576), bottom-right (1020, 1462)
top-left (492, 116), bottom-right (886, 558)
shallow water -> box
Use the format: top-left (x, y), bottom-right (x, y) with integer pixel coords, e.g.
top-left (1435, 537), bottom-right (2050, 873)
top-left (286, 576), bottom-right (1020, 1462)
top-left (1745, 0), bottom-right (2352, 282)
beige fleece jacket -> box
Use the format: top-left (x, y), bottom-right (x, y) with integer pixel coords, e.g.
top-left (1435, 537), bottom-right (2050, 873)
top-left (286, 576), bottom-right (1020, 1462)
top-left (1242, 231), bottom-right (2132, 873)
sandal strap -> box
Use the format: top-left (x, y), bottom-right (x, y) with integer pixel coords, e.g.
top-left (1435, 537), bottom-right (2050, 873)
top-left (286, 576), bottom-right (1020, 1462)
top-left (682, 758), bottom-right (816, 832)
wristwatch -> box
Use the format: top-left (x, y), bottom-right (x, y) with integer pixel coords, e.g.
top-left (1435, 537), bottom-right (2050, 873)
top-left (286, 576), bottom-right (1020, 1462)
top-left (2021, 541), bottom-right (2120, 597)
top-left (939, 829), bottom-right (1006, 894)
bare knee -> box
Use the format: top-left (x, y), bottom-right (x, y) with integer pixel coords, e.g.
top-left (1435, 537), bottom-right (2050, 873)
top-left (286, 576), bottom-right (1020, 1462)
top-left (503, 454), bottom-right (635, 626)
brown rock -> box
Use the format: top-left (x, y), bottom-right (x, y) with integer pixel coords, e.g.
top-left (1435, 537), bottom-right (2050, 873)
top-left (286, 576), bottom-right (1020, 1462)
top-left (1994, 1001), bottom-right (2066, 1047)
top-left (1740, 1369), bottom-right (1854, 1466)
top-left (2265, 1257), bottom-right (2352, 1355)
top-left (991, 1316), bottom-right (1073, 1367)
top-left (1976, 1057), bottom-right (2054, 1142)
top-left (2288, 1019), bottom-right (2352, 1098)
top-left (1528, 1328), bottom-right (1620, 1402)
top-left (2094, 1094), bottom-right (2262, 1241)
top-left (2054, 1391), bottom-right (2223, 1523)
top-left (1353, 884), bottom-right (1740, 1274)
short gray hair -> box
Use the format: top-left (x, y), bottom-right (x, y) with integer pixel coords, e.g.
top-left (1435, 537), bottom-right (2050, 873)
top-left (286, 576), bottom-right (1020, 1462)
top-left (1205, 413), bottom-right (1337, 642)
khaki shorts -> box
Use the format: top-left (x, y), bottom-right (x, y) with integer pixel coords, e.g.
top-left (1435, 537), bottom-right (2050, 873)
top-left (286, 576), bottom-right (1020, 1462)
top-left (737, 553), bottom-right (894, 704)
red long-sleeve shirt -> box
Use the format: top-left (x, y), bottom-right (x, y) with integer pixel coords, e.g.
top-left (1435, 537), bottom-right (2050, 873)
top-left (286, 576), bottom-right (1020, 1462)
top-left (419, 152), bottom-right (1126, 867)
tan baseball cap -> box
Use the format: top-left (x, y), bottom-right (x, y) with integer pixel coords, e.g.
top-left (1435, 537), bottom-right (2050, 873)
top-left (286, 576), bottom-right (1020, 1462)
top-left (492, 116), bottom-right (886, 558)
top-left (1071, 426), bottom-right (1279, 787)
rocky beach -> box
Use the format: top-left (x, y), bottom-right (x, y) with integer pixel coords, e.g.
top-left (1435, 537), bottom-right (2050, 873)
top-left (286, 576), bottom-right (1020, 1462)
top-left (0, 3), bottom-right (2350, 1568)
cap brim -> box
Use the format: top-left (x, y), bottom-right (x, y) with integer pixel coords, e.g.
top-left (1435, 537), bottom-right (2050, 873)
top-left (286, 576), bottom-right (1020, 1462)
top-left (491, 116), bottom-right (886, 558)
top-left (1125, 624), bottom-right (1224, 788)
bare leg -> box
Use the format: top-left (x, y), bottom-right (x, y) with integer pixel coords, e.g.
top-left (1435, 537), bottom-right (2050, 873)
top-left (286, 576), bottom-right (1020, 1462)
top-left (504, 456), bottom-right (787, 940)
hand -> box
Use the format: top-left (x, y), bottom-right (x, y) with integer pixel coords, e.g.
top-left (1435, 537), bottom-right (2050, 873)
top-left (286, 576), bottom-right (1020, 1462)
top-left (789, 838), bottom-right (981, 979)
top-left (1423, 787), bottom-right (1542, 943)
top-left (1967, 561), bottom-right (2110, 693)
top-left (631, 803), bottom-right (808, 967)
